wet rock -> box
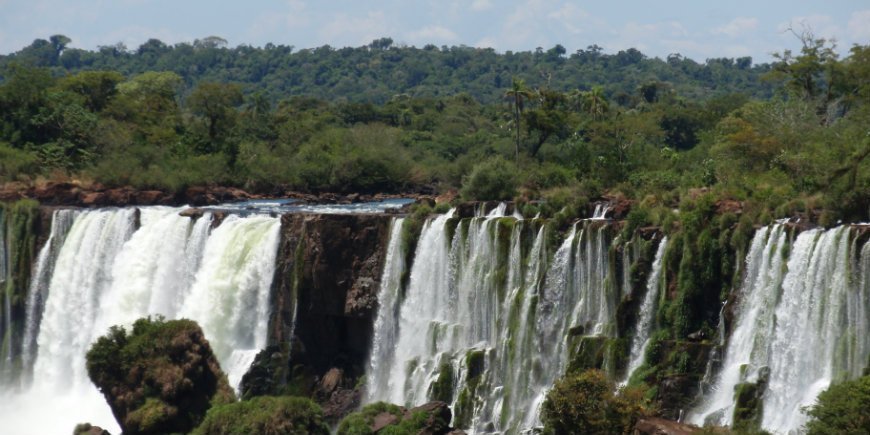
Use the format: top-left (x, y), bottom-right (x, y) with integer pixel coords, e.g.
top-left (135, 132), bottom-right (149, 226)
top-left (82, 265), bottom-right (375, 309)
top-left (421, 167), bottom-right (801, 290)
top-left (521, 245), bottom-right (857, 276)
top-left (179, 208), bottom-right (205, 219)
top-left (408, 401), bottom-right (453, 435)
top-left (73, 423), bottom-right (111, 435)
top-left (321, 387), bottom-right (362, 424)
top-left (633, 417), bottom-right (700, 435)
top-left (371, 412), bottom-right (400, 431)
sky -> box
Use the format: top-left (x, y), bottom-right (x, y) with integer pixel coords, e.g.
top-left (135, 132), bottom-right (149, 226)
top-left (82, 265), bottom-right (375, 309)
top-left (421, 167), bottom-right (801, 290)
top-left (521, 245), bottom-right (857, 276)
top-left (1, 0), bottom-right (868, 62)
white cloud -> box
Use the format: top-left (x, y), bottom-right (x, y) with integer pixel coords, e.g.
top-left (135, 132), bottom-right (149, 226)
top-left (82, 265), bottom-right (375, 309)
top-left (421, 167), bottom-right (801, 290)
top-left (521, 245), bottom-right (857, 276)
top-left (777, 15), bottom-right (841, 43)
top-left (471, 0), bottom-right (492, 12)
top-left (848, 10), bottom-right (870, 40)
top-left (547, 3), bottom-right (605, 35)
top-left (407, 25), bottom-right (459, 43)
top-left (713, 17), bottom-right (758, 38)
top-left (475, 36), bottom-right (498, 49)
top-left (319, 11), bottom-right (389, 47)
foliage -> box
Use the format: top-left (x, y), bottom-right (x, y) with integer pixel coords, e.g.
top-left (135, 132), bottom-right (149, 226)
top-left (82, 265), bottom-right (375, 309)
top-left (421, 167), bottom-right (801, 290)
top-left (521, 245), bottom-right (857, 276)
top-left (0, 36), bottom-right (866, 224)
top-left (542, 369), bottom-right (652, 435)
top-left (192, 396), bottom-right (330, 435)
top-left (460, 156), bottom-right (519, 201)
top-left (336, 402), bottom-right (447, 435)
top-left (804, 375), bottom-right (870, 435)
top-left (86, 316), bottom-right (235, 435)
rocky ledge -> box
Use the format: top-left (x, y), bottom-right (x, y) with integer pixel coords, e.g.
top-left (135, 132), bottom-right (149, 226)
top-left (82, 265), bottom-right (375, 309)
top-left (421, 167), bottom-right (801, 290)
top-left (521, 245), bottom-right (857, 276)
top-left (0, 181), bottom-right (430, 208)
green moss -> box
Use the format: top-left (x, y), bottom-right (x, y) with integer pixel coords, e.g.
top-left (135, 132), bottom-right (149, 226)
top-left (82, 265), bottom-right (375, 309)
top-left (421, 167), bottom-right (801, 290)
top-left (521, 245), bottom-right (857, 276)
top-left (566, 336), bottom-right (609, 375)
top-left (732, 381), bottom-right (764, 433)
top-left (465, 350), bottom-right (486, 380)
top-left (429, 362), bottom-right (454, 402)
top-left (0, 199), bottom-right (39, 377)
top-left (337, 402), bottom-right (444, 435)
top-left (86, 316), bottom-right (235, 434)
top-left (194, 396), bottom-right (329, 435)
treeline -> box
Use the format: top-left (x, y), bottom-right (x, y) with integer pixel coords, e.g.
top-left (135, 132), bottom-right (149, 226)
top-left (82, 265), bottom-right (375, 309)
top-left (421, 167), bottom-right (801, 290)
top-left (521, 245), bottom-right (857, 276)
top-left (0, 35), bottom-right (868, 223)
top-left (0, 35), bottom-right (772, 104)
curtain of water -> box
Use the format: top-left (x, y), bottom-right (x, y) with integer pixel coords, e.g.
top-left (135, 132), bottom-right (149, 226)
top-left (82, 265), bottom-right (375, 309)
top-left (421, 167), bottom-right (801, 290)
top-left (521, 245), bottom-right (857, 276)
top-left (2, 207), bottom-right (281, 434)
top-left (369, 213), bottom-right (621, 434)
top-left (622, 236), bottom-right (668, 384)
top-left (690, 225), bottom-right (870, 434)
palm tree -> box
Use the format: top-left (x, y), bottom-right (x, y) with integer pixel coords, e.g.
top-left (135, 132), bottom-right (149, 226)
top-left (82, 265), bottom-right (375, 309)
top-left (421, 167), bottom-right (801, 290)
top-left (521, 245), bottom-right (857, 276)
top-left (505, 78), bottom-right (534, 161)
top-left (581, 86), bottom-right (609, 120)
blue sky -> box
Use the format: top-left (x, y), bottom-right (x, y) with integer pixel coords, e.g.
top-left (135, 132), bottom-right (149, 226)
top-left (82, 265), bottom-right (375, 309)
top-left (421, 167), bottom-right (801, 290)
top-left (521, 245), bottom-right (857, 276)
top-left (1, 0), bottom-right (868, 61)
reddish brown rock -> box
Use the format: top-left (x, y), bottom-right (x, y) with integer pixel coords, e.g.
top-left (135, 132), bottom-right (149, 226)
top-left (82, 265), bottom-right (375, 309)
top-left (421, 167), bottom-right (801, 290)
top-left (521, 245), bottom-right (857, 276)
top-left (371, 412), bottom-right (400, 432)
top-left (633, 417), bottom-right (701, 435)
top-left (81, 192), bottom-right (107, 206)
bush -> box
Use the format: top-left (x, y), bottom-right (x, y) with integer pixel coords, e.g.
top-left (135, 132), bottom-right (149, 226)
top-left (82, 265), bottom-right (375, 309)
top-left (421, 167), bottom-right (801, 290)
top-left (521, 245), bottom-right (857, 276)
top-left (0, 143), bottom-right (39, 181)
top-left (193, 396), bottom-right (330, 435)
top-left (804, 375), bottom-right (870, 434)
top-left (460, 156), bottom-right (518, 201)
top-left (337, 402), bottom-right (448, 435)
top-left (542, 369), bottom-right (651, 435)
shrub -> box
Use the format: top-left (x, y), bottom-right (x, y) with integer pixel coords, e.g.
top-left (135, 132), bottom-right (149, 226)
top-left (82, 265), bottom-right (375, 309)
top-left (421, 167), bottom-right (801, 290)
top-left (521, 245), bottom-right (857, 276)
top-left (0, 143), bottom-right (39, 181)
top-left (804, 375), bottom-right (870, 434)
top-left (193, 396), bottom-right (330, 435)
top-left (542, 369), bottom-right (651, 435)
top-left (460, 156), bottom-right (518, 201)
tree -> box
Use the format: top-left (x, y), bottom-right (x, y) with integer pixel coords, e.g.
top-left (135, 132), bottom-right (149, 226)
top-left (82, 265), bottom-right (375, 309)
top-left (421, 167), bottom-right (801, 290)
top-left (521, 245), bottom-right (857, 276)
top-left (804, 375), bottom-right (870, 434)
top-left (505, 78), bottom-right (534, 161)
top-left (460, 156), bottom-right (519, 200)
top-left (576, 86), bottom-right (609, 120)
top-left (58, 71), bottom-right (124, 112)
top-left (186, 82), bottom-right (244, 162)
top-left (542, 369), bottom-right (651, 435)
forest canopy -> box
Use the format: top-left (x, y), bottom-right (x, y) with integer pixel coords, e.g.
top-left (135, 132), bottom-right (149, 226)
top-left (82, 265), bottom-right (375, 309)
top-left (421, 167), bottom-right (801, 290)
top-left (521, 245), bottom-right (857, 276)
top-left (0, 34), bottom-right (868, 222)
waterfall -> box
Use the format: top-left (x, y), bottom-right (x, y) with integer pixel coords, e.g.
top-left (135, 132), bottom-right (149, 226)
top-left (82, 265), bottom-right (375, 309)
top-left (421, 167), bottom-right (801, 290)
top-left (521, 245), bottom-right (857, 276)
top-left (760, 226), bottom-right (859, 432)
top-left (623, 236), bottom-right (668, 384)
top-left (689, 224), bottom-right (788, 426)
top-left (690, 225), bottom-right (870, 433)
top-left (21, 209), bottom-right (78, 379)
top-left (367, 217), bottom-right (407, 402)
top-left (1, 207), bottom-right (281, 434)
top-left (368, 212), bottom-right (621, 434)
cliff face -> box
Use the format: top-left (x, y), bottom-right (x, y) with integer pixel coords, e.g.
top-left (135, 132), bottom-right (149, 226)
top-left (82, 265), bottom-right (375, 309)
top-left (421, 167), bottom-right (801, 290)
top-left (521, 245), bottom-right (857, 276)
top-left (251, 212), bottom-right (392, 418)
top-left (271, 213), bottom-right (392, 375)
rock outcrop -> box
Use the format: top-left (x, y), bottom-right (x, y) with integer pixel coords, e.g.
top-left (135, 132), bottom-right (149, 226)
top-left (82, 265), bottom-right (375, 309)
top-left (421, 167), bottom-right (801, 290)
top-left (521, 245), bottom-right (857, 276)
top-left (633, 417), bottom-right (702, 435)
top-left (338, 401), bottom-right (462, 435)
top-left (241, 213), bottom-right (392, 420)
top-left (85, 317), bottom-right (235, 435)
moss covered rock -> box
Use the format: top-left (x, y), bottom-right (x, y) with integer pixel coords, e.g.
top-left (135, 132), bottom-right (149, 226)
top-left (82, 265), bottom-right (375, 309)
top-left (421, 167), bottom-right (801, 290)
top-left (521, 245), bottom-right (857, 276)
top-left (86, 317), bottom-right (235, 435)
top-left (337, 401), bottom-right (455, 435)
top-left (193, 395), bottom-right (329, 435)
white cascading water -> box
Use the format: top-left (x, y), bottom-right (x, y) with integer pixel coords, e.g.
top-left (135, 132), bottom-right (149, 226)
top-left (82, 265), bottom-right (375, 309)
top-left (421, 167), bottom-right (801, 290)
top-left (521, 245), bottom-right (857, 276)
top-left (690, 224), bottom-right (870, 433)
top-left (689, 224), bottom-right (788, 426)
top-left (0, 206), bottom-right (281, 434)
top-left (368, 207), bottom-right (621, 434)
top-left (622, 236), bottom-right (668, 384)
top-left (21, 209), bottom-right (79, 378)
top-left (366, 217), bottom-right (406, 402)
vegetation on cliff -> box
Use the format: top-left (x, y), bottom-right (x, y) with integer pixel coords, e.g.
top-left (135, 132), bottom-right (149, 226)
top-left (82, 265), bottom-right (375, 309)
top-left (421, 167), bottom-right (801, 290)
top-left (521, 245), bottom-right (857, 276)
top-left (85, 317), bottom-right (235, 434)
top-left (542, 369), bottom-right (652, 435)
top-left (804, 375), bottom-right (870, 434)
top-left (337, 401), bottom-right (454, 435)
top-left (193, 395), bottom-right (330, 435)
